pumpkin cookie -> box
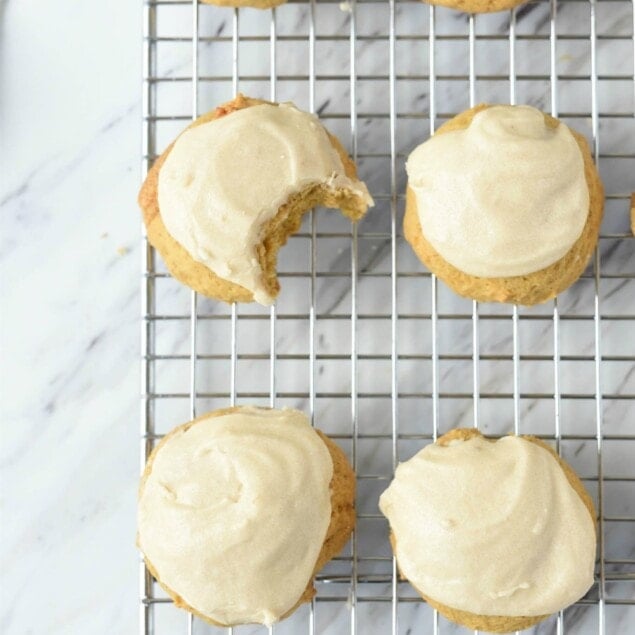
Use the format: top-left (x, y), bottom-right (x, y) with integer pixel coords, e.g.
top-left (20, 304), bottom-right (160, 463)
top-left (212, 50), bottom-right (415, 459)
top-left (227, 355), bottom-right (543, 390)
top-left (421, 0), bottom-right (526, 13)
top-left (404, 104), bottom-right (604, 305)
top-left (139, 95), bottom-right (372, 305)
top-left (138, 406), bottom-right (355, 626)
top-left (201, 0), bottom-right (287, 9)
top-left (379, 428), bottom-right (596, 633)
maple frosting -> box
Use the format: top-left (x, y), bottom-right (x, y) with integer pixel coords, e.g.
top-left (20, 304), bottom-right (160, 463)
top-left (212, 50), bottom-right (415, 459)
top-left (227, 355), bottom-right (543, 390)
top-left (158, 102), bottom-right (373, 305)
top-left (406, 105), bottom-right (589, 278)
top-left (137, 407), bottom-right (333, 626)
top-left (379, 435), bottom-right (596, 617)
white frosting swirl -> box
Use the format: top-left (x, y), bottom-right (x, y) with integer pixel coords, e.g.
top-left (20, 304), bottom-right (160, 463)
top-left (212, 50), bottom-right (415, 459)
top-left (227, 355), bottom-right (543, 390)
top-left (137, 407), bottom-right (333, 626)
top-left (406, 105), bottom-right (589, 277)
top-left (379, 435), bottom-right (596, 617)
top-left (158, 102), bottom-right (373, 305)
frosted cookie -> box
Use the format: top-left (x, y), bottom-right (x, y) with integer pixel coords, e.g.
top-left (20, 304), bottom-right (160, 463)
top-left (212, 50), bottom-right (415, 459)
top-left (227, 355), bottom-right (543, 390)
top-left (404, 104), bottom-right (604, 305)
top-left (138, 95), bottom-right (372, 305)
top-left (138, 406), bottom-right (355, 627)
top-left (421, 0), bottom-right (526, 12)
top-left (379, 428), bottom-right (597, 633)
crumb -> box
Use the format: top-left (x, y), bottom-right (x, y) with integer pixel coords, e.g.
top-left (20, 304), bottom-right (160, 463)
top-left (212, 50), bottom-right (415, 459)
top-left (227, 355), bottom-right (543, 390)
top-left (117, 246), bottom-right (129, 256)
top-left (101, 232), bottom-right (109, 239)
top-left (339, 1), bottom-right (352, 12)
top-left (559, 54), bottom-right (573, 63)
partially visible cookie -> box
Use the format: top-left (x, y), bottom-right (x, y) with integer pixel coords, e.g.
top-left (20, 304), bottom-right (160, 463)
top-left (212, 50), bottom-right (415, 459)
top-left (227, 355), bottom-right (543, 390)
top-left (420, 0), bottom-right (526, 13)
top-left (201, 0), bottom-right (287, 8)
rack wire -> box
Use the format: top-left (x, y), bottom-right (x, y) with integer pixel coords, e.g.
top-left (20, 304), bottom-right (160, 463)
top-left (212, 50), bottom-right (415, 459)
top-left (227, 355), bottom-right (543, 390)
top-left (141, 1), bottom-right (635, 633)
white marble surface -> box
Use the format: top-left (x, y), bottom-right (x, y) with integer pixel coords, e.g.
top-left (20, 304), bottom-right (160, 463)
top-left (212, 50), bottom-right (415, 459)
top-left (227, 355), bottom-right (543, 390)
top-left (1, 1), bottom-right (634, 634)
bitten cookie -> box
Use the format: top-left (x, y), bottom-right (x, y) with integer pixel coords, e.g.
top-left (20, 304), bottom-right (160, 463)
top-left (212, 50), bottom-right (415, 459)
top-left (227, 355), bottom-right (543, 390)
top-left (380, 428), bottom-right (597, 633)
top-left (420, 0), bottom-right (526, 12)
top-left (404, 104), bottom-right (604, 305)
top-left (138, 406), bottom-right (356, 627)
top-left (139, 94), bottom-right (372, 305)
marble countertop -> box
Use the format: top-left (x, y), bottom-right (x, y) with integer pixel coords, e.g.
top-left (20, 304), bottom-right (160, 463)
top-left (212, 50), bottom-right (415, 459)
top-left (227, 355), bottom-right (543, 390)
top-left (2, 1), bottom-right (634, 634)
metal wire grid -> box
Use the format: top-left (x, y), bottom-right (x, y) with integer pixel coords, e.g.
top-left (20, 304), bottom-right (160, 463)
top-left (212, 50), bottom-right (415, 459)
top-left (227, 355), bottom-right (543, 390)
top-left (141, 1), bottom-right (635, 634)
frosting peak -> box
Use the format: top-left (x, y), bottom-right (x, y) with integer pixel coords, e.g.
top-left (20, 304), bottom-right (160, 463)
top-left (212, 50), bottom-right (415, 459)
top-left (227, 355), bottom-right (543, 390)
top-left (158, 102), bottom-right (372, 305)
top-left (379, 434), bottom-right (596, 617)
top-left (138, 407), bottom-right (333, 626)
top-left (406, 105), bottom-right (589, 278)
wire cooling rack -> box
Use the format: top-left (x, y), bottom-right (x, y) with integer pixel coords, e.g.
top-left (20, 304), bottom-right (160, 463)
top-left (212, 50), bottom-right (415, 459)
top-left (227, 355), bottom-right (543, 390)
top-left (140, 1), bottom-right (635, 634)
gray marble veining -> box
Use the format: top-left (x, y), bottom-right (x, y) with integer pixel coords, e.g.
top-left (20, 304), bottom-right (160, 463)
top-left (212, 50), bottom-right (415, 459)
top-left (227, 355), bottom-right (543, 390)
top-left (1, 1), bottom-right (633, 634)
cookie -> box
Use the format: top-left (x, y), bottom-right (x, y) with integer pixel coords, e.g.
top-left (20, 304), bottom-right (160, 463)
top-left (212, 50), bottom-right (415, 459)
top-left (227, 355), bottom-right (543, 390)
top-left (381, 427), bottom-right (596, 633)
top-left (138, 406), bottom-right (355, 626)
top-left (201, 0), bottom-right (287, 9)
top-left (139, 95), bottom-right (371, 304)
top-left (421, 0), bottom-right (526, 13)
top-left (404, 104), bottom-right (604, 305)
